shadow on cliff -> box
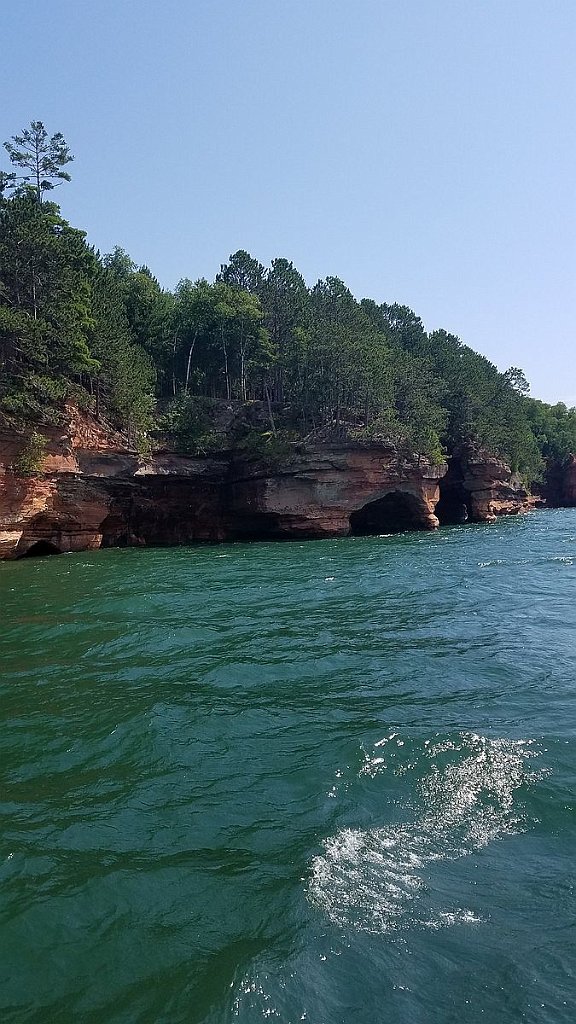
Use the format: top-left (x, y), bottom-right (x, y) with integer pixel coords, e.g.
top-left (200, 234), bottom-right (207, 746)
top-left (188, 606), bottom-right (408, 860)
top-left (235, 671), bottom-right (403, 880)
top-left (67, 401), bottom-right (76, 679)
top-left (19, 540), bottom-right (61, 557)
top-left (349, 491), bottom-right (429, 535)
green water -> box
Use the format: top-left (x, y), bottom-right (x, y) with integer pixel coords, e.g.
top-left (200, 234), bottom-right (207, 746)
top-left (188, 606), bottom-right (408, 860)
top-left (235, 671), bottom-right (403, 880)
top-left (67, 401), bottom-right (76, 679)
top-left (1, 510), bottom-right (575, 1023)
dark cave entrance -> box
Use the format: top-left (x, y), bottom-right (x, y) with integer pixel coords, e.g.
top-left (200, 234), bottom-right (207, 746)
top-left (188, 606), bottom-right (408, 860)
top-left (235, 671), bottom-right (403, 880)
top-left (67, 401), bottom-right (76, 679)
top-left (100, 513), bottom-right (131, 548)
top-left (436, 458), bottom-right (469, 525)
top-left (349, 491), bottom-right (424, 536)
top-left (20, 540), bottom-right (61, 557)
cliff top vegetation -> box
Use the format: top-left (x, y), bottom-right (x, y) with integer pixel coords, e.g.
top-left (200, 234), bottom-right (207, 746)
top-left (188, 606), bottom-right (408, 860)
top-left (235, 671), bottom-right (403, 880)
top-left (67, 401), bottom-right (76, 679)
top-left (1, 122), bottom-right (575, 482)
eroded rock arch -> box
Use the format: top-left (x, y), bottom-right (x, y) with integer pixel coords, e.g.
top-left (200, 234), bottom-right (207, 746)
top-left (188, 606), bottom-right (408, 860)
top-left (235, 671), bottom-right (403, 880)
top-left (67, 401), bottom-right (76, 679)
top-left (19, 539), bottom-right (61, 557)
top-left (349, 489), bottom-right (437, 535)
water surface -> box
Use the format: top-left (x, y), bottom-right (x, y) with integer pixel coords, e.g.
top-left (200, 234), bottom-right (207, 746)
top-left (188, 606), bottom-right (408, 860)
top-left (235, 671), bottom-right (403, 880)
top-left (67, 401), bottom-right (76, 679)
top-left (1, 510), bottom-right (575, 1022)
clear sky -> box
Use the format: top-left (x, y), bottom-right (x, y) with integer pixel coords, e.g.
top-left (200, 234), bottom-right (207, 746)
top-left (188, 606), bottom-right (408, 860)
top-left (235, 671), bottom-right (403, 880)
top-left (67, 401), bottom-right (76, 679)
top-left (2, 0), bottom-right (574, 403)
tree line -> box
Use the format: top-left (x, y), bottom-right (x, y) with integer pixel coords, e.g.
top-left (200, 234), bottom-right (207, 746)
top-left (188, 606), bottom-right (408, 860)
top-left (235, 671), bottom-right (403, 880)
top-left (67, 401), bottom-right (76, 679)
top-left (1, 122), bottom-right (574, 480)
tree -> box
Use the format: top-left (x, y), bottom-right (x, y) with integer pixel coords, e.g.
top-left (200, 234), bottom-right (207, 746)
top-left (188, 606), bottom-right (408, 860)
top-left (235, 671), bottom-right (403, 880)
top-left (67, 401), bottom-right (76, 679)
top-left (217, 250), bottom-right (265, 294)
top-left (295, 277), bottom-right (388, 434)
top-left (0, 193), bottom-right (95, 369)
top-left (172, 279), bottom-right (219, 396)
top-left (3, 121), bottom-right (73, 202)
top-left (212, 283), bottom-right (272, 401)
top-left (0, 192), bottom-right (97, 423)
top-left (525, 400), bottom-right (576, 466)
top-left (260, 258), bottom-right (308, 404)
top-left (0, 170), bottom-right (16, 196)
top-left (90, 262), bottom-right (155, 435)
top-left (378, 302), bottom-right (426, 354)
top-left (503, 366), bottom-right (530, 395)
top-left (101, 248), bottom-right (173, 394)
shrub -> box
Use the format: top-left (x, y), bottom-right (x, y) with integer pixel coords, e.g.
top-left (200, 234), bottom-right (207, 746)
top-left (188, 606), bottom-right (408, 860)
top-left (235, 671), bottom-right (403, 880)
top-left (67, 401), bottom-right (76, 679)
top-left (14, 430), bottom-right (48, 476)
top-left (237, 429), bottom-right (297, 466)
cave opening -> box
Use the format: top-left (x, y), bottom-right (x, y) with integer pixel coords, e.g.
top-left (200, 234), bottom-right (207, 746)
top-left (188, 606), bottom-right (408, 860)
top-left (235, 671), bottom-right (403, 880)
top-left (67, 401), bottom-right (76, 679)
top-left (100, 513), bottom-right (130, 548)
top-left (349, 491), bottom-right (424, 536)
top-left (20, 540), bottom-right (61, 557)
top-left (436, 459), bottom-right (469, 525)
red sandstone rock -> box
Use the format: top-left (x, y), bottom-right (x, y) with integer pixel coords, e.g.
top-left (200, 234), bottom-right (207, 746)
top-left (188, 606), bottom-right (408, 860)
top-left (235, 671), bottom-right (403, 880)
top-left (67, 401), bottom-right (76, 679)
top-left (439, 448), bottom-right (535, 523)
top-left (0, 407), bottom-right (539, 560)
top-left (0, 408), bottom-right (448, 557)
top-left (229, 445), bottom-right (444, 539)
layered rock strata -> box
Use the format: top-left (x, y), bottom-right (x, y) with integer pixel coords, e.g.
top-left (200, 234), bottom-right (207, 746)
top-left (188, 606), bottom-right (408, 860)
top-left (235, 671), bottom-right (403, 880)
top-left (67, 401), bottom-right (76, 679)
top-left (437, 449), bottom-right (538, 524)
top-left (229, 446), bottom-right (444, 539)
top-left (0, 408), bottom-right (539, 559)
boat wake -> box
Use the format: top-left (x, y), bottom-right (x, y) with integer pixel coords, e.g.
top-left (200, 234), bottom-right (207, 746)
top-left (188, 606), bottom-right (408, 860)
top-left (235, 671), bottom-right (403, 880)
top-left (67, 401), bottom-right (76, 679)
top-left (308, 733), bottom-right (542, 934)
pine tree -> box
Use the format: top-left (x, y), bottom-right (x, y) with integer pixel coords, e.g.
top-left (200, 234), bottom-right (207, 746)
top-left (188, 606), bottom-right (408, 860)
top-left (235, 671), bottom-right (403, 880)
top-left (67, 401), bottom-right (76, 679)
top-left (4, 122), bottom-right (73, 202)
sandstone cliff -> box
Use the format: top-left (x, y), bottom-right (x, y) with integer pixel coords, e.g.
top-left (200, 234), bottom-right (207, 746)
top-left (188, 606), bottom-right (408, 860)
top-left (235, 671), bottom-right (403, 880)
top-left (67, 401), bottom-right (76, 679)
top-left (0, 407), bottom-right (539, 559)
top-left (436, 448), bottom-right (539, 524)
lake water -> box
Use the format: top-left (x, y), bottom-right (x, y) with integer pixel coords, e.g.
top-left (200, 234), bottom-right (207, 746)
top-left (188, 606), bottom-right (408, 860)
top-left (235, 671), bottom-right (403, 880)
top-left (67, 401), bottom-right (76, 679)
top-left (1, 510), bottom-right (575, 1023)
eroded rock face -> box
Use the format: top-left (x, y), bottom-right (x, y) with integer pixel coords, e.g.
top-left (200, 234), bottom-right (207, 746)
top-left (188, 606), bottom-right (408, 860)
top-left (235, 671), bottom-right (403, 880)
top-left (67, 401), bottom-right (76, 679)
top-left (229, 445), bottom-right (444, 539)
top-left (437, 449), bottom-right (535, 524)
top-left (0, 408), bottom-right (449, 558)
top-left (2, 408), bottom-right (550, 559)
top-left (0, 460), bottom-right (231, 561)
top-left (532, 454), bottom-right (576, 509)
top-left (560, 455), bottom-right (576, 505)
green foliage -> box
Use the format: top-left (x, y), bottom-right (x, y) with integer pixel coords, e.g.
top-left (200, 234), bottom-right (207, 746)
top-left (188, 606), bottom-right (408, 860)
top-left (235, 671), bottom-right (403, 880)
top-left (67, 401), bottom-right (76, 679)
top-left (217, 250), bottom-right (265, 294)
top-left (0, 373), bottom-right (68, 426)
top-left (13, 429), bottom-right (47, 476)
top-left (237, 429), bottom-right (298, 466)
top-left (159, 396), bottom-right (224, 454)
top-left (167, 278), bottom-right (274, 403)
top-left (3, 122), bottom-right (73, 203)
top-left (89, 262), bottom-right (156, 437)
top-left (3, 121), bottom-right (73, 202)
top-left (408, 427), bottom-right (446, 465)
top-left (102, 248), bottom-right (173, 385)
top-left (0, 192), bottom-right (97, 411)
top-left (524, 400), bottom-right (576, 463)
top-left (0, 128), bottom-right (569, 480)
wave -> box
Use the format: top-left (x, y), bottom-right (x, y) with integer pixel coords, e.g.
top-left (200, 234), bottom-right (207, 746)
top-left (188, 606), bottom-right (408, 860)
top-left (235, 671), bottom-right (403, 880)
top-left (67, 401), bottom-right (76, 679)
top-left (308, 733), bottom-right (542, 934)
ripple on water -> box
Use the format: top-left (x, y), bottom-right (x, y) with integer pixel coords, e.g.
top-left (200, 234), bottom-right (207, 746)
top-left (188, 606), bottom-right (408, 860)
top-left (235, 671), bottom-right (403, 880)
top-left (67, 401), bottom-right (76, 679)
top-left (308, 732), bottom-right (544, 934)
top-left (1, 511), bottom-right (576, 1023)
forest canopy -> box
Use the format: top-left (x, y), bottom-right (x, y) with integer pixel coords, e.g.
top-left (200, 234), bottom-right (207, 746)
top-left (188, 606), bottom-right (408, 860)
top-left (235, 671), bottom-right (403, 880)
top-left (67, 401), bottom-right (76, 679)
top-left (1, 123), bottom-right (574, 482)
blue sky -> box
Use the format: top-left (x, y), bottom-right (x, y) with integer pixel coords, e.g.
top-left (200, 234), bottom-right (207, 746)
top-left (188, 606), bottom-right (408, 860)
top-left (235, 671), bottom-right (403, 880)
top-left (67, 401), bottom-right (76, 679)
top-left (2, 0), bottom-right (574, 403)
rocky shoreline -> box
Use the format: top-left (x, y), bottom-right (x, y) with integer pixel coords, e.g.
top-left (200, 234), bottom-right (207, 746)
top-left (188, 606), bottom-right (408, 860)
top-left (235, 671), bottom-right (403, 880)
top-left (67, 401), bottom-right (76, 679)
top-left (1, 406), bottom-right (572, 560)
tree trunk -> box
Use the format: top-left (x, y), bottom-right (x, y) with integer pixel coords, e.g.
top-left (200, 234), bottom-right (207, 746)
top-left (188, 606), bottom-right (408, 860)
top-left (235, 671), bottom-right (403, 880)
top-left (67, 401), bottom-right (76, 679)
top-left (31, 265), bottom-right (38, 320)
top-left (240, 337), bottom-right (246, 402)
top-left (221, 326), bottom-right (230, 400)
top-left (35, 143), bottom-right (41, 203)
top-left (265, 384), bottom-right (276, 434)
top-left (184, 330), bottom-right (198, 395)
top-left (172, 331), bottom-right (179, 396)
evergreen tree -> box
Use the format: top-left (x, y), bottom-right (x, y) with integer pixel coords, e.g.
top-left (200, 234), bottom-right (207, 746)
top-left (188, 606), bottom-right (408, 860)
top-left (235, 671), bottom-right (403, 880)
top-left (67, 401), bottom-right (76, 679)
top-left (217, 250), bottom-right (265, 294)
top-left (4, 122), bottom-right (73, 203)
top-left (0, 125), bottom-right (569, 481)
top-left (0, 192), bottom-right (96, 421)
top-left (90, 262), bottom-right (155, 437)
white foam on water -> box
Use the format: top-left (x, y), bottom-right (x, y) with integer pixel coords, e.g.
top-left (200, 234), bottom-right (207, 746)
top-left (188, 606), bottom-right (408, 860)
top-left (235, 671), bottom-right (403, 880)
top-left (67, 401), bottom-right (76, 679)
top-left (426, 908), bottom-right (483, 929)
top-left (308, 733), bottom-right (541, 934)
top-left (309, 824), bottom-right (427, 934)
top-left (231, 971), bottom-right (283, 1020)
